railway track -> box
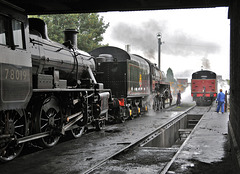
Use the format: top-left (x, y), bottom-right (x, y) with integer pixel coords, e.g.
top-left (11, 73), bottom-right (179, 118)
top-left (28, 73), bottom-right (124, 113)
top-left (1, 103), bottom-right (214, 174)
top-left (83, 104), bottom-right (201, 174)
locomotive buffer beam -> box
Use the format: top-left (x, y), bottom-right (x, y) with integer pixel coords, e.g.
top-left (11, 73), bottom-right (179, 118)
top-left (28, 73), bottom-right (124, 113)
top-left (17, 111), bottom-right (83, 144)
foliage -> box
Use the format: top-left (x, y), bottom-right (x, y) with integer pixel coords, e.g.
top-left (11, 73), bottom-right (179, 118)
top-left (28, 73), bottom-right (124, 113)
top-left (166, 67), bottom-right (176, 82)
top-left (29, 13), bottom-right (109, 52)
top-left (226, 79), bottom-right (230, 86)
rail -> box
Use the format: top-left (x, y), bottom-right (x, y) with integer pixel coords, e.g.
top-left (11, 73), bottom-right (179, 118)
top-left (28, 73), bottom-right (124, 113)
top-left (83, 104), bottom-right (196, 174)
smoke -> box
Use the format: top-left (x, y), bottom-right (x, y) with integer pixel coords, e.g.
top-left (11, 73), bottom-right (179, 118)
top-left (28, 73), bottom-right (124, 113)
top-left (201, 57), bottom-right (211, 69)
top-left (218, 79), bottom-right (230, 93)
top-left (175, 69), bottom-right (192, 78)
top-left (112, 20), bottom-right (167, 59)
top-left (181, 85), bottom-right (193, 103)
top-left (111, 19), bottom-right (220, 59)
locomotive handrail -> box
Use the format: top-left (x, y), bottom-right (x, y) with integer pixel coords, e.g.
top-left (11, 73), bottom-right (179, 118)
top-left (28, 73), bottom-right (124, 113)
top-left (30, 38), bottom-right (70, 52)
top-left (30, 38), bottom-right (92, 58)
top-left (87, 65), bottom-right (97, 84)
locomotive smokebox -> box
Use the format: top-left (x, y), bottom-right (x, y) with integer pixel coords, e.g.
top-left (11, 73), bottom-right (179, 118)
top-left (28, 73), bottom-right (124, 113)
top-left (64, 29), bottom-right (79, 49)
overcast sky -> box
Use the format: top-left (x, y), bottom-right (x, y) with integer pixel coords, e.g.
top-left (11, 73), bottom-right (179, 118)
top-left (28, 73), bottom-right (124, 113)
top-left (99, 7), bottom-right (230, 81)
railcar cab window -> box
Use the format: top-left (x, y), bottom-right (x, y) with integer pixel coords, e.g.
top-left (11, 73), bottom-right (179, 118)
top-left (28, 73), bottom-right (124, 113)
top-left (0, 15), bottom-right (25, 49)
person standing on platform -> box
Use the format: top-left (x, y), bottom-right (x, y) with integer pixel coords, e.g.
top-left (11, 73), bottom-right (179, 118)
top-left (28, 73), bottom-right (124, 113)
top-left (176, 90), bottom-right (181, 106)
top-left (216, 89), bottom-right (225, 114)
top-left (169, 91), bottom-right (173, 106)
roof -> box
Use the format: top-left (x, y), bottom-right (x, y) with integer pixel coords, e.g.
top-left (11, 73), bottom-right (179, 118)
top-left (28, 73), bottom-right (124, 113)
top-left (4, 0), bottom-right (229, 15)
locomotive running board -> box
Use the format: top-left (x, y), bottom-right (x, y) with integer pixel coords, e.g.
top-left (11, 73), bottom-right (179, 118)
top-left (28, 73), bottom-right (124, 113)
top-left (33, 88), bottom-right (111, 92)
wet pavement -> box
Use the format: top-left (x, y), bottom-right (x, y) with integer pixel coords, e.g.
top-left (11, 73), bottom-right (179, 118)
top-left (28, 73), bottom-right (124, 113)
top-left (0, 103), bottom-right (195, 174)
top-left (168, 102), bottom-right (236, 174)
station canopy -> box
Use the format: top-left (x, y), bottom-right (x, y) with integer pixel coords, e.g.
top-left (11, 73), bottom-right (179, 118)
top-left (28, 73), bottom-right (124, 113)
top-left (5, 0), bottom-right (229, 15)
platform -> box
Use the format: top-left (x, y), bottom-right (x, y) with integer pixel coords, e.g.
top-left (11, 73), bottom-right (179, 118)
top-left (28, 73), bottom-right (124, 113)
top-left (168, 102), bottom-right (237, 173)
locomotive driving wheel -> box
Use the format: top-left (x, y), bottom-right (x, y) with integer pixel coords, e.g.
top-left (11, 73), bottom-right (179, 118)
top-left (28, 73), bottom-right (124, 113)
top-left (0, 110), bottom-right (27, 162)
top-left (118, 107), bottom-right (126, 123)
top-left (34, 96), bottom-right (61, 148)
top-left (70, 101), bottom-right (87, 138)
top-left (70, 126), bottom-right (85, 138)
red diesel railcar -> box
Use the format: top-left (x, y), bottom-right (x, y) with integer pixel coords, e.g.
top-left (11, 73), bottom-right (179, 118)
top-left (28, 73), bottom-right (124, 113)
top-left (191, 70), bottom-right (217, 106)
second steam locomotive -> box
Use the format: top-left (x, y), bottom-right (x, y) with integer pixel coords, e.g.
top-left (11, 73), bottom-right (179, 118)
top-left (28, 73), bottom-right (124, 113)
top-left (91, 46), bottom-right (171, 122)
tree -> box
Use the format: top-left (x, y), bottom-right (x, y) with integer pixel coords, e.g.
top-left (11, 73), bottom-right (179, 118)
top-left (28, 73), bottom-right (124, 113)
top-left (30, 13), bottom-right (109, 52)
top-left (166, 68), bottom-right (176, 82)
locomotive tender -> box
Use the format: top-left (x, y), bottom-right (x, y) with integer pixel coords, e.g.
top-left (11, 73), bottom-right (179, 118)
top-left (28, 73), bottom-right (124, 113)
top-left (191, 70), bottom-right (217, 106)
top-left (0, 2), bottom-right (109, 162)
top-left (90, 46), bottom-right (171, 121)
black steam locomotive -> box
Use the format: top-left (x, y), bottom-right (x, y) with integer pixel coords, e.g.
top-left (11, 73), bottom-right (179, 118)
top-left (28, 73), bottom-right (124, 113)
top-left (0, 1), bottom-right (171, 162)
top-left (90, 46), bottom-right (171, 121)
top-left (0, 3), bottom-right (109, 162)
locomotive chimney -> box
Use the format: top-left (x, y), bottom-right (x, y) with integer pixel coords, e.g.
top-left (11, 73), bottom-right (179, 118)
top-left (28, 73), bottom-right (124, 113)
top-left (63, 29), bottom-right (79, 49)
top-left (125, 44), bottom-right (131, 53)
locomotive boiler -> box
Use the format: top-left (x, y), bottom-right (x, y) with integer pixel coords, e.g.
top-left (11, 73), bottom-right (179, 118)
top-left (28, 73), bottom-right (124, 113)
top-left (90, 46), bottom-right (171, 122)
top-left (0, 2), bottom-right (109, 162)
top-left (191, 70), bottom-right (217, 106)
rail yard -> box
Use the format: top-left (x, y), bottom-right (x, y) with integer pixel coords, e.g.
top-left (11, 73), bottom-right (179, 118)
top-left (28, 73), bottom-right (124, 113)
top-left (0, 101), bottom-right (234, 173)
top-left (0, 1), bottom-right (236, 173)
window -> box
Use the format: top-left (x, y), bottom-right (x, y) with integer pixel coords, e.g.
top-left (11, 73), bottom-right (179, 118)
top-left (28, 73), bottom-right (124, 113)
top-left (12, 19), bottom-right (25, 49)
top-left (0, 15), bottom-right (7, 45)
top-left (0, 15), bottom-right (25, 49)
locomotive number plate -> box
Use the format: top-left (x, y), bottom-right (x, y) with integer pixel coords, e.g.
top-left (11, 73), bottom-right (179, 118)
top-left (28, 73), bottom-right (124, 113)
top-left (1, 63), bottom-right (31, 102)
top-left (4, 68), bottom-right (28, 81)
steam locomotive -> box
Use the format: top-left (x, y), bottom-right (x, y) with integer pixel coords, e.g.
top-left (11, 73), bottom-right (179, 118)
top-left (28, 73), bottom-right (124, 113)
top-left (0, 3), bottom-right (109, 162)
top-left (0, 1), bottom-right (171, 162)
top-left (90, 46), bottom-right (171, 121)
top-left (191, 70), bottom-right (217, 106)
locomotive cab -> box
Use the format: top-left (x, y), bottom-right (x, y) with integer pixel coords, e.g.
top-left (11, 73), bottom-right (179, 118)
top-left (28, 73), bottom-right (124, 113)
top-left (0, 2), bottom-right (32, 110)
top-left (0, 1), bottom-right (32, 162)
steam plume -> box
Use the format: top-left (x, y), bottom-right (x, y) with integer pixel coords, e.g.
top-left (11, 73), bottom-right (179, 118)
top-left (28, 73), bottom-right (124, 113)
top-left (201, 57), bottom-right (211, 69)
top-left (111, 19), bottom-right (220, 59)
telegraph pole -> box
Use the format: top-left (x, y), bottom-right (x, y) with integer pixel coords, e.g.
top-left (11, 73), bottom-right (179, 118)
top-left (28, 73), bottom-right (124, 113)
top-left (157, 33), bottom-right (162, 70)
